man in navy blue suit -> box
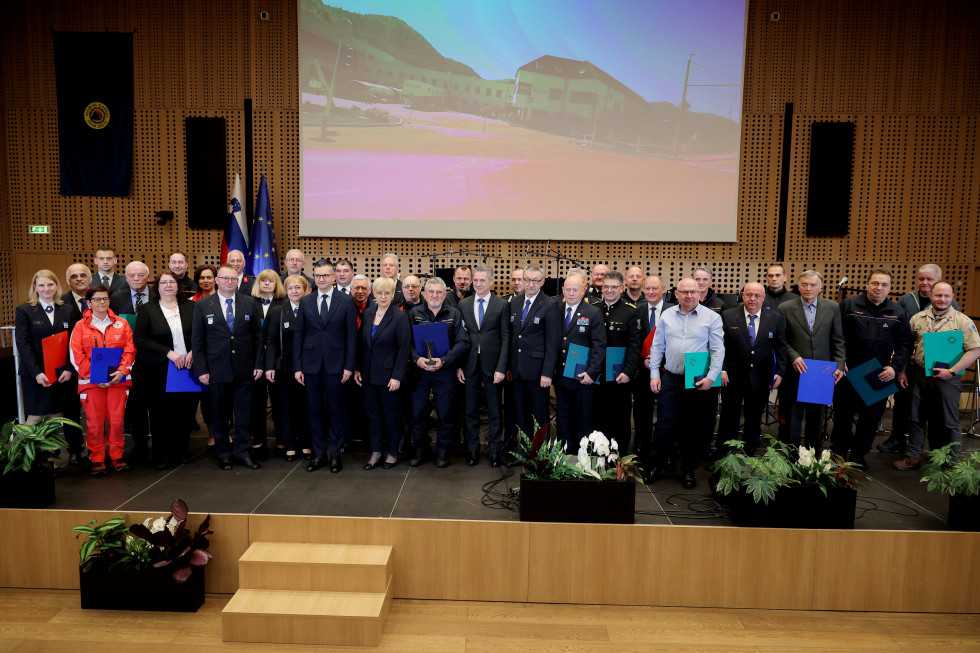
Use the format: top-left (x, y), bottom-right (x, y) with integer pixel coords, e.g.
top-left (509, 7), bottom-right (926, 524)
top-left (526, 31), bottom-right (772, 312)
top-left (293, 259), bottom-right (358, 473)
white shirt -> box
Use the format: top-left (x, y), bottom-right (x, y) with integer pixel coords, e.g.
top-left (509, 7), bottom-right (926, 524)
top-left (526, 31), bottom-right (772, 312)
top-left (218, 292), bottom-right (236, 319)
top-left (89, 313), bottom-right (114, 335)
top-left (318, 289), bottom-right (334, 311)
top-left (40, 301), bottom-right (56, 326)
top-left (564, 302), bottom-right (581, 322)
top-left (648, 299), bottom-right (665, 328)
top-left (161, 304), bottom-right (187, 355)
top-left (337, 284), bottom-right (352, 295)
top-left (473, 292), bottom-right (492, 326)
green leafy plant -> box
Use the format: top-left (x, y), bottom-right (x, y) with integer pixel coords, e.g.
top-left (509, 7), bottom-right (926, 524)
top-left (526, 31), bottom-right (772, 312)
top-left (71, 517), bottom-right (153, 573)
top-left (714, 437), bottom-right (862, 505)
top-left (511, 422), bottom-right (585, 480)
top-left (128, 499), bottom-right (213, 582)
top-left (1, 417), bottom-right (77, 474)
top-left (921, 443), bottom-right (980, 496)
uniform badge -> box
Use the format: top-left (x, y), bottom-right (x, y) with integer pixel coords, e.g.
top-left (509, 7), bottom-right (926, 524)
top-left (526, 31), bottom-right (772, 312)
top-left (114, 321), bottom-right (123, 328)
top-left (577, 317), bottom-right (589, 326)
top-left (510, 314), bottom-right (515, 322)
top-left (579, 326), bottom-right (586, 333)
top-left (63, 322), bottom-right (69, 329)
top-left (533, 316), bottom-right (541, 324)
top-left (207, 317), bottom-right (214, 325)
top-left (768, 332), bottom-right (773, 338)
top-left (244, 314), bottom-right (250, 321)
top-left (283, 322), bottom-right (290, 328)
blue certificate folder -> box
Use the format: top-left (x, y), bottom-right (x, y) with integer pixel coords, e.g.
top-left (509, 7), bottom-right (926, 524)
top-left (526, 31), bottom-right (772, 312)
top-left (846, 357), bottom-right (898, 406)
top-left (797, 358), bottom-right (836, 405)
top-left (89, 347), bottom-right (122, 383)
top-left (924, 331), bottom-right (965, 375)
top-left (684, 352), bottom-right (720, 389)
top-left (563, 343), bottom-right (596, 382)
top-left (605, 346), bottom-right (625, 381)
top-left (412, 322), bottom-right (450, 358)
top-left (166, 361), bottom-right (204, 393)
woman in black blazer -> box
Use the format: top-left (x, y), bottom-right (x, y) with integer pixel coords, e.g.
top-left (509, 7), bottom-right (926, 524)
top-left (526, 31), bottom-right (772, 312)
top-left (264, 274), bottom-right (311, 461)
top-left (354, 276), bottom-right (412, 470)
top-left (249, 269), bottom-right (286, 457)
top-left (14, 269), bottom-right (83, 464)
top-left (133, 270), bottom-right (197, 469)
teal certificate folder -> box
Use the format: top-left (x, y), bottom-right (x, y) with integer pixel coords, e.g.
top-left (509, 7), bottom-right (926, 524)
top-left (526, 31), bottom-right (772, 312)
top-left (563, 343), bottom-right (596, 382)
top-left (923, 330), bottom-right (965, 375)
top-left (605, 346), bottom-right (625, 381)
top-left (684, 352), bottom-right (720, 389)
top-left (846, 357), bottom-right (897, 406)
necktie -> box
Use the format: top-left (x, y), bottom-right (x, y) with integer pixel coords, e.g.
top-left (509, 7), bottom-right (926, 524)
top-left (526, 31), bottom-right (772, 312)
top-left (225, 297), bottom-right (234, 329)
top-left (80, 298), bottom-right (89, 312)
top-left (521, 298), bottom-right (531, 324)
top-left (477, 297), bottom-right (485, 327)
top-left (135, 292), bottom-right (144, 310)
top-left (262, 298), bottom-right (272, 306)
top-left (44, 305), bottom-right (53, 314)
top-left (806, 303), bottom-right (816, 331)
top-left (320, 294), bottom-right (329, 322)
top-left (649, 306), bottom-right (655, 331)
top-left (565, 306), bottom-right (572, 330)
top-left (102, 275), bottom-right (109, 287)
top-left (748, 314), bottom-right (757, 345)
top-left (342, 287), bottom-right (348, 294)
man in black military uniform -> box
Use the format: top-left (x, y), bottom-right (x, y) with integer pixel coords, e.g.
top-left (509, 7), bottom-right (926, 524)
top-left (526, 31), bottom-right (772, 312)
top-left (555, 270), bottom-right (606, 453)
top-left (593, 270), bottom-right (643, 456)
top-left (586, 263), bottom-right (609, 305)
top-left (831, 268), bottom-right (913, 467)
top-left (407, 277), bottom-right (470, 468)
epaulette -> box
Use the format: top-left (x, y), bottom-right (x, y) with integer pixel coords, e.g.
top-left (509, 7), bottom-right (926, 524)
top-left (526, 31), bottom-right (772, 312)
top-left (624, 301), bottom-right (636, 309)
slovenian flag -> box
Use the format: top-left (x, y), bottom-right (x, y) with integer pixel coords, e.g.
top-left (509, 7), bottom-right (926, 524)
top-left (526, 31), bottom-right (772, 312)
top-left (220, 173), bottom-right (248, 264)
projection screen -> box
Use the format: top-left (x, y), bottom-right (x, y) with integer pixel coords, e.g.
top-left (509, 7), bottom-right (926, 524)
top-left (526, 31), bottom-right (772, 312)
top-left (298, 0), bottom-right (747, 242)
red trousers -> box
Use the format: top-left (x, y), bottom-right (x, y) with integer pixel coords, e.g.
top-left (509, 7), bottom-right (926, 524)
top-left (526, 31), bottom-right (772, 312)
top-left (79, 385), bottom-right (129, 463)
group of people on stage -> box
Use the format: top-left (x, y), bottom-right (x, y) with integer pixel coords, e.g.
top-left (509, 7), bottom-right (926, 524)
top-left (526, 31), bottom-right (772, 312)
top-left (15, 247), bottom-right (980, 488)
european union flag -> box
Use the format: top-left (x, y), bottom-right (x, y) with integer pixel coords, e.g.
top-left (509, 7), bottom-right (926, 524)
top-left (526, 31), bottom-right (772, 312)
top-left (246, 174), bottom-right (280, 276)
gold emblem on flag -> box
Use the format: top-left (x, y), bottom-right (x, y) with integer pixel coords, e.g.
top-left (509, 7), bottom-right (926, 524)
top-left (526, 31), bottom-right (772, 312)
top-left (84, 102), bottom-right (110, 129)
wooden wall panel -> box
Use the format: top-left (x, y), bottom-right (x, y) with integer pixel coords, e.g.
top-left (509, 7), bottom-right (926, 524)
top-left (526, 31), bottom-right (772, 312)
top-left (1, 0), bottom-right (979, 326)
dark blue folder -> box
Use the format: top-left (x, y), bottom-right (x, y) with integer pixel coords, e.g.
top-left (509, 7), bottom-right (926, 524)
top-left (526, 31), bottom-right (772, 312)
top-left (166, 361), bottom-right (204, 393)
top-left (412, 322), bottom-right (450, 359)
top-left (796, 358), bottom-right (836, 405)
top-left (90, 347), bottom-right (123, 384)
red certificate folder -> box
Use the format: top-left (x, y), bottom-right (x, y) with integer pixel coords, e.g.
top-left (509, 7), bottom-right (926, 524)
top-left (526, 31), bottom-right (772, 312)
top-left (641, 326), bottom-right (657, 359)
top-left (41, 331), bottom-right (69, 386)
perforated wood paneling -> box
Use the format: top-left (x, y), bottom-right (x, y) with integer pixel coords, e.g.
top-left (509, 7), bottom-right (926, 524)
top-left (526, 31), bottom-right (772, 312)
top-left (1, 0), bottom-right (979, 325)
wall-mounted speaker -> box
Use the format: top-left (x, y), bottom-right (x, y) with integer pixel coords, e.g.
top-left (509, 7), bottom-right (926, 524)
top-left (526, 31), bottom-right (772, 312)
top-left (806, 121), bottom-right (854, 237)
top-left (185, 117), bottom-right (227, 229)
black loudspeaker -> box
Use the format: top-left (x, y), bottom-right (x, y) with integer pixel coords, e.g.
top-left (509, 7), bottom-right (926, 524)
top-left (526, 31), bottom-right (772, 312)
top-left (806, 121), bottom-right (854, 237)
top-left (185, 117), bottom-right (227, 229)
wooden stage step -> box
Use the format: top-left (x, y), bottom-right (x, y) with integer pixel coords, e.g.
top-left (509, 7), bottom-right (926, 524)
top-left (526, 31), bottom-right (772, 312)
top-left (223, 542), bottom-right (394, 647)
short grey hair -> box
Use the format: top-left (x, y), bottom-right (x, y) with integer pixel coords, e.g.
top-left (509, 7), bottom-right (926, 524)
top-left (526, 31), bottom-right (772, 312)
top-left (352, 274), bottom-right (370, 285)
top-left (382, 253), bottom-right (400, 266)
top-left (473, 263), bottom-right (494, 281)
top-left (424, 277), bottom-right (446, 291)
top-left (691, 266), bottom-right (713, 279)
top-left (125, 261), bottom-right (150, 276)
top-left (798, 269), bottom-right (823, 285)
top-left (918, 263), bottom-right (942, 278)
top-left (565, 268), bottom-right (589, 283)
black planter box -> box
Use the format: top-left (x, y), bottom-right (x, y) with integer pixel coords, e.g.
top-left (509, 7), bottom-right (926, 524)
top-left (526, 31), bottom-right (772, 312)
top-left (946, 493), bottom-right (980, 532)
top-left (80, 565), bottom-right (205, 612)
top-left (0, 468), bottom-right (56, 508)
top-left (726, 485), bottom-right (857, 529)
top-left (519, 476), bottom-right (636, 524)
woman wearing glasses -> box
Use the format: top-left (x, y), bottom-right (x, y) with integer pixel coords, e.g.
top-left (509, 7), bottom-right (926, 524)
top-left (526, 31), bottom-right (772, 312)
top-left (354, 276), bottom-right (412, 470)
top-left (133, 270), bottom-right (197, 469)
top-left (69, 285), bottom-right (136, 476)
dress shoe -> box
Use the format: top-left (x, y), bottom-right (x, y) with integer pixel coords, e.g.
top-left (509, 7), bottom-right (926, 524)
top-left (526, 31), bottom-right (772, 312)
top-left (382, 460), bottom-right (398, 470)
top-left (892, 455), bottom-right (921, 470)
top-left (68, 453), bottom-right (83, 467)
top-left (363, 459), bottom-right (381, 471)
top-left (466, 454), bottom-right (479, 466)
top-left (664, 456), bottom-right (676, 472)
top-left (329, 456), bottom-right (343, 473)
top-left (409, 449), bottom-right (431, 467)
top-left (235, 456), bottom-right (261, 470)
top-left (303, 450), bottom-right (314, 461)
top-left (680, 472), bottom-right (697, 489)
top-left (877, 437), bottom-right (904, 454)
top-left (435, 455), bottom-right (450, 468)
top-left (250, 444), bottom-right (269, 459)
top-left (306, 456), bottom-right (324, 472)
top-left (218, 459), bottom-right (233, 471)
top-left (284, 451), bottom-right (298, 462)
top-left (645, 467), bottom-right (663, 483)
top-left (489, 453), bottom-right (502, 468)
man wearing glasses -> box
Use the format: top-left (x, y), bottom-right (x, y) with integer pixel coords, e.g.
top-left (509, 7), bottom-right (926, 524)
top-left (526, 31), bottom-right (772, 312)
top-left (191, 263), bottom-right (265, 471)
top-left (281, 249), bottom-right (314, 288)
top-left (293, 259), bottom-right (358, 473)
top-left (508, 265), bottom-right (560, 439)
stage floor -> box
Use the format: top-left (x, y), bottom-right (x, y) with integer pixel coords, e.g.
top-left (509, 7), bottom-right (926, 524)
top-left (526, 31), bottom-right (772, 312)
top-left (45, 409), bottom-right (976, 531)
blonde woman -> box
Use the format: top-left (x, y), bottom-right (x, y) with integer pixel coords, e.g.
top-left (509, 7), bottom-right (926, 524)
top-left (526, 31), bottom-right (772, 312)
top-left (249, 269), bottom-right (286, 456)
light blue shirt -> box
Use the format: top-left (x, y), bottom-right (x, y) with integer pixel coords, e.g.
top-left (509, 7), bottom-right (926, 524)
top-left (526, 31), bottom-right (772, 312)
top-left (649, 305), bottom-right (725, 381)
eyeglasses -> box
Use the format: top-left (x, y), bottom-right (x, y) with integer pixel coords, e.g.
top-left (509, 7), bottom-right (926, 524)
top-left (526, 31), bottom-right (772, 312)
top-left (286, 257), bottom-right (304, 263)
top-left (601, 284), bottom-right (623, 290)
top-left (524, 277), bottom-right (543, 284)
top-left (89, 297), bottom-right (110, 303)
top-left (216, 276), bottom-right (237, 282)
top-left (676, 290), bottom-right (699, 295)
top-left (159, 280), bottom-right (178, 286)
top-left (313, 273), bottom-right (334, 279)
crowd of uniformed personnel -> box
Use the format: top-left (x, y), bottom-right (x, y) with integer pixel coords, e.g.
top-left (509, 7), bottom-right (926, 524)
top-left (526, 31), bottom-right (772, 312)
top-left (15, 248), bottom-right (980, 489)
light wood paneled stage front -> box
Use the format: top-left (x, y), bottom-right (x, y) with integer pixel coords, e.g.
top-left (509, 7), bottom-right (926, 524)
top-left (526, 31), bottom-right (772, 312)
top-left (1, 508), bottom-right (977, 615)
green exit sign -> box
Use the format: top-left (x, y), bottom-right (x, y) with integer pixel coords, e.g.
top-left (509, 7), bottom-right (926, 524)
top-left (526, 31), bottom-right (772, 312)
top-left (28, 225), bottom-right (50, 234)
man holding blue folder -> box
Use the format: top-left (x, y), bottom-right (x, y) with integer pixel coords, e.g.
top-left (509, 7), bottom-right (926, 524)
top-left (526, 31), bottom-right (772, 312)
top-left (649, 278), bottom-right (724, 489)
top-left (407, 277), bottom-right (470, 468)
top-left (892, 282), bottom-right (980, 470)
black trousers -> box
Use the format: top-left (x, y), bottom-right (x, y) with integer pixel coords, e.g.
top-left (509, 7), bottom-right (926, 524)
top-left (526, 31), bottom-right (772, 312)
top-left (124, 379), bottom-right (150, 451)
top-left (305, 369), bottom-right (347, 459)
top-left (364, 382), bottom-right (402, 458)
top-left (595, 381), bottom-right (632, 454)
top-left (631, 375), bottom-right (658, 468)
top-left (718, 379), bottom-right (770, 455)
top-left (777, 371), bottom-right (828, 449)
top-left (210, 379), bottom-right (252, 461)
top-left (148, 391), bottom-right (196, 465)
top-left (831, 381), bottom-right (888, 459)
top-left (555, 379), bottom-right (596, 454)
top-left (411, 370), bottom-right (455, 456)
top-left (512, 377), bottom-right (551, 441)
top-left (270, 373), bottom-right (309, 452)
top-left (652, 371), bottom-right (715, 474)
top-left (464, 362), bottom-right (503, 456)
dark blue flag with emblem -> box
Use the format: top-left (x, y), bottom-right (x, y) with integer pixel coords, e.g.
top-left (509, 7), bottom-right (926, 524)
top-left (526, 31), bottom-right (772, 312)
top-left (246, 174), bottom-right (280, 276)
top-left (53, 32), bottom-right (134, 196)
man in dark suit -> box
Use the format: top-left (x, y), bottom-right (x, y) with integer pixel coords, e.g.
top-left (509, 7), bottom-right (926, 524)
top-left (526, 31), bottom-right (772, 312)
top-left (293, 259), bottom-right (358, 473)
top-left (282, 248), bottom-right (315, 288)
top-left (632, 275), bottom-right (676, 473)
top-left (718, 283), bottom-right (788, 456)
top-left (108, 260), bottom-right (152, 461)
top-left (93, 248), bottom-right (127, 293)
top-left (191, 263), bottom-right (264, 470)
top-left (555, 270), bottom-right (606, 453)
top-left (226, 249), bottom-right (253, 295)
top-left (508, 265), bottom-right (560, 440)
top-left (408, 277), bottom-right (469, 467)
top-left (61, 263), bottom-right (91, 314)
top-left (776, 270), bottom-right (846, 449)
top-left (457, 264), bottom-right (510, 466)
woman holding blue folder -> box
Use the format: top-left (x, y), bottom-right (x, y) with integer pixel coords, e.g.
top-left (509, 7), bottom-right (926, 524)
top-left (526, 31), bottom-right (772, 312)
top-left (69, 285), bottom-right (136, 476)
top-left (133, 270), bottom-right (197, 469)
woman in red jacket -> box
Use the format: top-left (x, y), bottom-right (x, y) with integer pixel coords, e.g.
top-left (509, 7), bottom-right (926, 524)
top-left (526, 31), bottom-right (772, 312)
top-left (69, 285), bottom-right (137, 476)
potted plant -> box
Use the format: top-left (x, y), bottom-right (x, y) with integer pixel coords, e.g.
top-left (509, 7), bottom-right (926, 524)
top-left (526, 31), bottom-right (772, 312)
top-left (72, 499), bottom-right (213, 611)
top-left (0, 416), bottom-right (77, 508)
top-left (713, 437), bottom-right (862, 529)
top-left (513, 424), bottom-right (642, 524)
top-left (920, 443), bottom-right (980, 532)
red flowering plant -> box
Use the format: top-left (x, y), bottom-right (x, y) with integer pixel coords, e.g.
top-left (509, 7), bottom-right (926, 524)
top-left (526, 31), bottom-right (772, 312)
top-left (127, 499), bottom-right (213, 582)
